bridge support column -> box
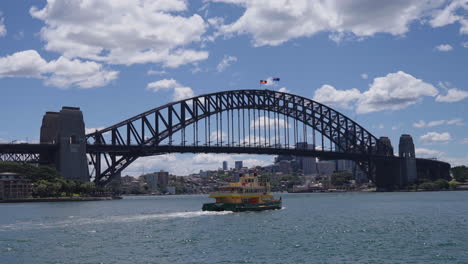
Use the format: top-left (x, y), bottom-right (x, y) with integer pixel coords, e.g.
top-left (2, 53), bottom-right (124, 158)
top-left (40, 107), bottom-right (89, 182)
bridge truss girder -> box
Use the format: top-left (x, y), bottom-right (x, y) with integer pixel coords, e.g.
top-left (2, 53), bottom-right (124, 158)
top-left (86, 89), bottom-right (390, 186)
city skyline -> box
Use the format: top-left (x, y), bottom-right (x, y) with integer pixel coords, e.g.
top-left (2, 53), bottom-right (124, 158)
top-left (1, 1), bottom-right (467, 175)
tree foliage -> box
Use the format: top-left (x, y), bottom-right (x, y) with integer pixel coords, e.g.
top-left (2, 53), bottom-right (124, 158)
top-left (331, 171), bottom-right (352, 187)
top-left (451, 166), bottom-right (468, 182)
top-left (0, 161), bottom-right (108, 198)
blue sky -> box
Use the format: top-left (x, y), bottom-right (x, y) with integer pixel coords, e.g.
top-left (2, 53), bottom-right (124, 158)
top-left (0, 0), bottom-right (467, 175)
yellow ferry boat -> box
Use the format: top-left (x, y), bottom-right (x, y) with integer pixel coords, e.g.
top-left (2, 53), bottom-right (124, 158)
top-left (202, 172), bottom-right (282, 212)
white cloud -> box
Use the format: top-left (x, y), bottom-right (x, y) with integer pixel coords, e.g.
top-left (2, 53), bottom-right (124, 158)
top-left (147, 78), bottom-right (194, 101)
top-left (210, 0), bottom-right (464, 46)
top-left (0, 50), bottom-right (118, 88)
top-left (361, 73), bottom-right (368, 79)
top-left (356, 71), bottom-right (438, 114)
top-left (446, 118), bottom-right (464, 126)
top-left (461, 138), bottom-right (468, 144)
top-left (413, 118), bottom-right (464, 128)
top-left (313, 71), bottom-right (438, 113)
top-left (415, 148), bottom-right (446, 159)
top-left (147, 69), bottom-right (167, 76)
top-left (278, 87), bottom-right (290, 93)
top-left (216, 55), bottom-right (237, 72)
top-left (462, 42), bottom-right (468, 48)
top-left (313, 84), bottom-right (361, 109)
top-left (0, 12), bottom-right (6, 37)
top-left (125, 153), bottom-right (271, 176)
top-left (420, 132), bottom-right (452, 144)
top-left (435, 44), bottom-right (453, 51)
top-left (250, 116), bottom-right (289, 129)
top-left (413, 120), bottom-right (426, 128)
top-left (435, 88), bottom-right (468, 102)
top-left (85, 127), bottom-right (106, 134)
top-left (429, 0), bottom-right (468, 34)
top-left (30, 0), bottom-right (209, 67)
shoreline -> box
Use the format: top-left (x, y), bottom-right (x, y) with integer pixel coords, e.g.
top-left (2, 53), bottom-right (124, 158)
top-left (0, 196), bottom-right (122, 203)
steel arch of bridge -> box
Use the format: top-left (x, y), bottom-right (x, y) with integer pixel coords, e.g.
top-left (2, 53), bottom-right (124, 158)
top-left (87, 89), bottom-right (389, 185)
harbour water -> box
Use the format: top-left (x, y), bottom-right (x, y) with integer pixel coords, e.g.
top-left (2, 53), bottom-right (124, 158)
top-left (1, 192), bottom-right (467, 264)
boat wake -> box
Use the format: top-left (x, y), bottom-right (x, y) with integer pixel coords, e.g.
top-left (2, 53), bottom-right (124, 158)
top-left (0, 211), bottom-right (232, 232)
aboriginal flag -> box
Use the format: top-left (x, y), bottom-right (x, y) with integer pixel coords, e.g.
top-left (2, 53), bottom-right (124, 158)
top-left (260, 80), bottom-right (267, 84)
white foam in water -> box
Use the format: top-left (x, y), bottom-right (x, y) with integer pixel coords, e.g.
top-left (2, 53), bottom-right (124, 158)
top-left (0, 211), bottom-right (232, 232)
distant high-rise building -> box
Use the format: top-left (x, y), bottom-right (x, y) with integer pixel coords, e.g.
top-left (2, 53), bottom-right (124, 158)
top-left (222, 161), bottom-right (228, 171)
top-left (157, 170), bottom-right (169, 189)
top-left (295, 142), bottom-right (317, 175)
top-left (142, 173), bottom-right (158, 190)
top-left (142, 170), bottom-right (169, 190)
top-left (235, 161), bottom-right (243, 170)
top-left (317, 161), bottom-right (335, 176)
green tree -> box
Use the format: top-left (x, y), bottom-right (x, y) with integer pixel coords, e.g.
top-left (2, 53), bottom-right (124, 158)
top-left (434, 179), bottom-right (449, 190)
top-left (79, 182), bottom-right (96, 196)
top-left (418, 182), bottom-right (437, 191)
top-left (331, 171), bottom-right (352, 187)
top-left (451, 166), bottom-right (468, 182)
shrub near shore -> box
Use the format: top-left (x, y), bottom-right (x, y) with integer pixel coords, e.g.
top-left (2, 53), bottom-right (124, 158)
top-left (0, 161), bottom-right (110, 198)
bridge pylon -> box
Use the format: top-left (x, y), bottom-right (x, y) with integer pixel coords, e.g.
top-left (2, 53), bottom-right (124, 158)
top-left (40, 107), bottom-right (89, 182)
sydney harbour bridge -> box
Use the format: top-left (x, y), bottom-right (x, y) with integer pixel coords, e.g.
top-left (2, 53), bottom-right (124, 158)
top-left (0, 89), bottom-right (450, 190)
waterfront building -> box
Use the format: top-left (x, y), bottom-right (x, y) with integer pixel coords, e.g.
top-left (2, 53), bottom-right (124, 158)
top-left (120, 175), bottom-right (142, 194)
top-left (142, 170), bottom-right (169, 191)
top-left (166, 186), bottom-right (176, 195)
top-left (235, 161), bottom-right (243, 170)
top-left (222, 161), bottom-right (228, 171)
top-left (142, 173), bottom-right (158, 190)
top-left (157, 171), bottom-right (169, 190)
top-left (279, 160), bottom-right (292, 174)
top-left (0, 172), bottom-right (32, 200)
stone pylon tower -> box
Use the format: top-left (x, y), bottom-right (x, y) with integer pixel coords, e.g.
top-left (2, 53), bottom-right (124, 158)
top-left (399, 134), bottom-right (417, 185)
top-left (40, 107), bottom-right (90, 182)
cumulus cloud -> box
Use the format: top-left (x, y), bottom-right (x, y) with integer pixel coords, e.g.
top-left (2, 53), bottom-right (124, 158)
top-left (313, 71), bottom-right (438, 113)
top-left (462, 42), bottom-right (468, 48)
top-left (435, 44), bottom-right (453, 51)
top-left (30, 0), bottom-right (209, 67)
top-left (216, 55), bottom-right (237, 72)
top-left (429, 0), bottom-right (468, 34)
top-left (413, 118), bottom-right (464, 128)
top-left (0, 13), bottom-right (6, 37)
top-left (357, 71), bottom-right (438, 113)
top-left (435, 88), bottom-right (468, 102)
top-left (125, 153), bottom-right (271, 176)
top-left (0, 50), bottom-right (118, 88)
top-left (210, 0), bottom-right (466, 46)
top-left (415, 148), bottom-right (446, 159)
top-left (313, 84), bottom-right (361, 109)
top-left (147, 78), bottom-right (194, 101)
top-left (420, 132), bottom-right (452, 144)
top-left (360, 73), bottom-right (368, 79)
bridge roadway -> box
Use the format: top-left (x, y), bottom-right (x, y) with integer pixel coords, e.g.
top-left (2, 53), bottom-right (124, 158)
top-left (1, 142), bottom-right (447, 165)
top-left (0, 142), bottom-right (384, 162)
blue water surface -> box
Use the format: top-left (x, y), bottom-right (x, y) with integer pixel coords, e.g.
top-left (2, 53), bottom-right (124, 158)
top-left (1, 192), bottom-right (467, 264)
